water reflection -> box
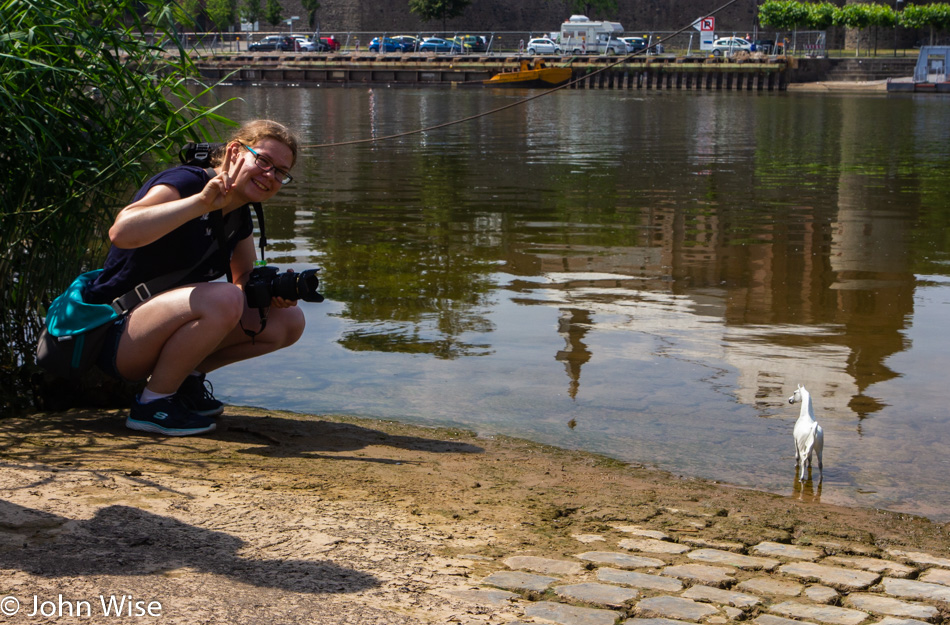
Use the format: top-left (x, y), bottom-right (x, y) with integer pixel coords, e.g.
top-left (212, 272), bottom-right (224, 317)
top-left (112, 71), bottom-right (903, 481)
top-left (556, 308), bottom-right (593, 399)
top-left (212, 86), bottom-right (950, 519)
top-left (792, 475), bottom-right (823, 504)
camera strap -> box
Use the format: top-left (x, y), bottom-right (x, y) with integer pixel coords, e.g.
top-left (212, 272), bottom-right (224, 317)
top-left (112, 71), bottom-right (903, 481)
top-left (209, 206), bottom-right (268, 343)
top-left (245, 202), bottom-right (270, 342)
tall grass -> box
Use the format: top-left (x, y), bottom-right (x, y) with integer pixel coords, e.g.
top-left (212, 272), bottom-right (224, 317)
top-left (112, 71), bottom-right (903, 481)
top-left (0, 0), bottom-right (233, 412)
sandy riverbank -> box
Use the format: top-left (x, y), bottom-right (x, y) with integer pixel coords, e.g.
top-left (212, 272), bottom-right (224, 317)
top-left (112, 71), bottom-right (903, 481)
top-left (1, 406), bottom-right (948, 623)
top-left (787, 79), bottom-right (890, 92)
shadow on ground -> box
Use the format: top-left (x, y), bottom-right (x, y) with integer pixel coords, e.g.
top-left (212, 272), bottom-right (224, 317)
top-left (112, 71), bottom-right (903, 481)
top-left (0, 408), bottom-right (484, 468)
top-left (0, 500), bottom-right (377, 594)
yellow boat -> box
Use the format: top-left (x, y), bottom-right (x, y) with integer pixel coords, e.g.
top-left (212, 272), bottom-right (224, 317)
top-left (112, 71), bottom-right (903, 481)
top-left (484, 59), bottom-right (573, 88)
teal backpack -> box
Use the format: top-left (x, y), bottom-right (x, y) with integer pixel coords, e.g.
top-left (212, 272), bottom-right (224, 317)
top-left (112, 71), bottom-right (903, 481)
top-left (35, 270), bottom-right (118, 379)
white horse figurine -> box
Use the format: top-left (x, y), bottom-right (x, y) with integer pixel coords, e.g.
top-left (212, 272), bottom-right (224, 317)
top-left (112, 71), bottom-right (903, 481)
top-left (789, 385), bottom-right (824, 482)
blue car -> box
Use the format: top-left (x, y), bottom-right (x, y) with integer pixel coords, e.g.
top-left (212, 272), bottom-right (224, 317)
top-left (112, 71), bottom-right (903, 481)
top-left (392, 35), bottom-right (420, 52)
top-left (418, 37), bottom-right (461, 53)
top-left (369, 37), bottom-right (403, 53)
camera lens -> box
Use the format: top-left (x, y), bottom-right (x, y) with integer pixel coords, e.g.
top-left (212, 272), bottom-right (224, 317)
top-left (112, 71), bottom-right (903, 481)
top-left (295, 269), bottom-right (324, 302)
top-left (273, 271), bottom-right (299, 301)
top-left (270, 269), bottom-right (324, 303)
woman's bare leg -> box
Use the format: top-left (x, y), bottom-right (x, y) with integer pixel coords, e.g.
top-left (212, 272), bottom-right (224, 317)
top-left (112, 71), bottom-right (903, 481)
top-left (198, 303), bottom-right (305, 372)
top-left (115, 282), bottom-right (245, 394)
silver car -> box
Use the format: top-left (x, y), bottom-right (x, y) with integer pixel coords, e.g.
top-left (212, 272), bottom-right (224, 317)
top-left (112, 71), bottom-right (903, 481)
top-left (526, 38), bottom-right (560, 55)
top-left (711, 37), bottom-right (753, 56)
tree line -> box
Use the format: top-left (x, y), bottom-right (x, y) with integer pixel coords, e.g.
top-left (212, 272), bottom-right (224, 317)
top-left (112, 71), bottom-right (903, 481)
top-left (195, 0), bottom-right (478, 33)
top-left (759, 1), bottom-right (950, 48)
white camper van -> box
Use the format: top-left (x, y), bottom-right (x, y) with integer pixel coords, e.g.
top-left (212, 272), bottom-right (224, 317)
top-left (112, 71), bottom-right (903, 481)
top-left (559, 15), bottom-right (627, 55)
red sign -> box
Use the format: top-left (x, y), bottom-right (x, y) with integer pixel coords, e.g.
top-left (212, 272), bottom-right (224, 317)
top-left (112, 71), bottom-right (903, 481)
top-left (700, 17), bottom-right (715, 31)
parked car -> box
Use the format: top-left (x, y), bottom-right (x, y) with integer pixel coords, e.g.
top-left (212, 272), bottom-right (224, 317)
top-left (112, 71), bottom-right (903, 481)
top-left (299, 38), bottom-right (330, 52)
top-left (753, 39), bottom-right (776, 54)
top-left (451, 35), bottom-right (486, 52)
top-left (392, 35), bottom-right (420, 52)
top-left (525, 38), bottom-right (560, 55)
top-left (288, 35), bottom-right (326, 51)
top-left (369, 37), bottom-right (403, 53)
top-left (621, 36), bottom-right (648, 54)
top-left (711, 36), bottom-right (753, 56)
top-left (248, 35), bottom-right (292, 52)
top-left (287, 35), bottom-right (324, 52)
top-left (320, 35), bottom-right (341, 51)
top-left (418, 37), bottom-right (461, 53)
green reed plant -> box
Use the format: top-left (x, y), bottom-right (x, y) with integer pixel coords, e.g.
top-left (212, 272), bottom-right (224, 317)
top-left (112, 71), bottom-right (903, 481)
top-left (0, 0), bottom-right (233, 411)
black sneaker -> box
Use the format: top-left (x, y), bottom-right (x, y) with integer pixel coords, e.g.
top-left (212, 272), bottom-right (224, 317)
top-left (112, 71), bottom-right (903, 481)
top-left (177, 373), bottom-right (225, 417)
top-left (126, 394), bottom-right (217, 437)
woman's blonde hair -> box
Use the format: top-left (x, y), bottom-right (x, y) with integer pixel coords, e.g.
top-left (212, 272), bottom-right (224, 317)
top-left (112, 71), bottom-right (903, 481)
top-left (211, 119), bottom-right (300, 167)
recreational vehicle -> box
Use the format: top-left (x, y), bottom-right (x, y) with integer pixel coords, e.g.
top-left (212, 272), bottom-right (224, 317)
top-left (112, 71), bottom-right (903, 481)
top-left (559, 15), bottom-right (627, 55)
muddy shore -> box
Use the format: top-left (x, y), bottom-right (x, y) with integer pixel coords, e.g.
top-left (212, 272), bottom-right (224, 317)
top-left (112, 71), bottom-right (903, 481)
top-left (1, 407), bottom-right (948, 624)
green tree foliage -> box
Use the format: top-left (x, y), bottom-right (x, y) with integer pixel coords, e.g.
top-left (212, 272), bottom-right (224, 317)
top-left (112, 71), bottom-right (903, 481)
top-left (241, 0), bottom-right (262, 25)
top-left (300, 0), bottom-right (320, 29)
top-left (207, 0), bottom-right (237, 32)
top-left (758, 1), bottom-right (950, 54)
top-left (176, 0), bottom-right (204, 28)
top-left (408, 0), bottom-right (472, 31)
top-left (0, 0), bottom-right (231, 411)
top-left (930, 2), bottom-right (950, 32)
top-left (758, 0), bottom-right (810, 30)
top-left (805, 2), bottom-right (836, 30)
top-left (897, 3), bottom-right (930, 29)
top-left (868, 3), bottom-right (897, 29)
top-left (899, 3), bottom-right (950, 45)
top-left (833, 2), bottom-right (874, 30)
top-left (833, 2), bottom-right (875, 55)
top-left (265, 0), bottom-right (283, 27)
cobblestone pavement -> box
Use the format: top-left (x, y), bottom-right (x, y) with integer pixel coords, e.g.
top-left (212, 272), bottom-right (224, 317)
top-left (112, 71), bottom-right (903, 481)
top-left (448, 525), bottom-right (950, 624)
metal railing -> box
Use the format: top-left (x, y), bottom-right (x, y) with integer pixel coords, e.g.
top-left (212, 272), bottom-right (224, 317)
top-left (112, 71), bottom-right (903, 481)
top-left (154, 29), bottom-right (914, 59)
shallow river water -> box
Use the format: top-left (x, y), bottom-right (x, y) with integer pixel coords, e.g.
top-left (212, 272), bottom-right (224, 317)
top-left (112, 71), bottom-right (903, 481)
top-left (207, 85), bottom-right (950, 521)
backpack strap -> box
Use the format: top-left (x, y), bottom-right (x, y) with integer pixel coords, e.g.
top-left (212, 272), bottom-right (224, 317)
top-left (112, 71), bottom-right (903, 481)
top-left (109, 234), bottom-right (227, 315)
top-left (251, 202), bottom-right (267, 261)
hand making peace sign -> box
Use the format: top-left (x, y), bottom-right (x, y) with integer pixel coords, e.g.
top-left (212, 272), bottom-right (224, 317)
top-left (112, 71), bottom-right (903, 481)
top-left (199, 142), bottom-right (246, 211)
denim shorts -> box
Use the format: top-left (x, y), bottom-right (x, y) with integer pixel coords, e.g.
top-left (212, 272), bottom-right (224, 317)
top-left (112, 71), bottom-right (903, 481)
top-left (95, 316), bottom-right (133, 382)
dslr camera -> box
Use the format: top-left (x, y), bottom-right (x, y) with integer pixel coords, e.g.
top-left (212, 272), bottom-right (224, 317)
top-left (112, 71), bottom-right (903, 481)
top-left (244, 266), bottom-right (324, 308)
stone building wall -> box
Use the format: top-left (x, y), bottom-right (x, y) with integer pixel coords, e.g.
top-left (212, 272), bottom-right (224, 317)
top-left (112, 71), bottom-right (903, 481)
top-left (287, 0), bottom-right (764, 36)
top-left (268, 0), bottom-right (922, 51)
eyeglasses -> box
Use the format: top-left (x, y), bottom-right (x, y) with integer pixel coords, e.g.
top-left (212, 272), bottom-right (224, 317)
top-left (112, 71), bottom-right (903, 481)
top-left (241, 143), bottom-right (293, 185)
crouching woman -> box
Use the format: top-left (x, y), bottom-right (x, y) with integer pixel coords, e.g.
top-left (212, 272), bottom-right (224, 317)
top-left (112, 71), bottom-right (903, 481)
top-left (84, 120), bottom-right (305, 436)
